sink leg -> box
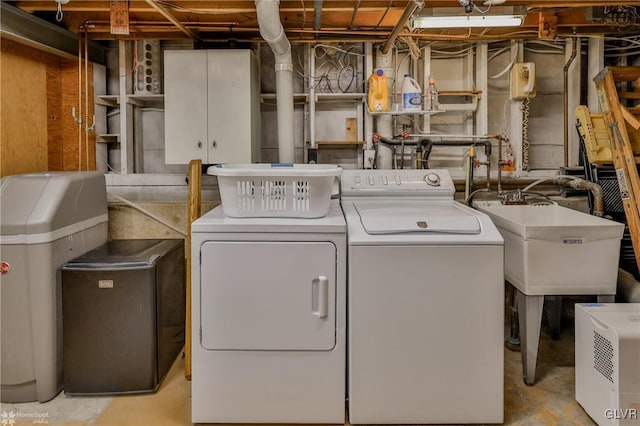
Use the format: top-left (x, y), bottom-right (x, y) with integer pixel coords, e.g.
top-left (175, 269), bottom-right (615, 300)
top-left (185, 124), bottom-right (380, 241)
top-left (517, 291), bottom-right (544, 386)
top-left (545, 296), bottom-right (562, 340)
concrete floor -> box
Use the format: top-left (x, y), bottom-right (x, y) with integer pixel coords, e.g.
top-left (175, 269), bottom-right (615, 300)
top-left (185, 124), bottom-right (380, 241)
top-left (3, 304), bottom-right (595, 426)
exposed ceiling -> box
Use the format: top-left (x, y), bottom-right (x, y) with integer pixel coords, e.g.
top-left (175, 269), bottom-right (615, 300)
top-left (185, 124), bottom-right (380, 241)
top-left (8, 1), bottom-right (640, 43)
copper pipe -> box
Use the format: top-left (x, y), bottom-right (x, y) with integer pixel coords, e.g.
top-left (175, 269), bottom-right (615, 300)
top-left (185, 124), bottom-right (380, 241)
top-left (85, 20), bottom-right (239, 26)
top-left (77, 26), bottom-right (82, 172)
top-left (381, 0), bottom-right (422, 54)
top-left (84, 25), bottom-right (90, 171)
top-left (144, 0), bottom-right (197, 39)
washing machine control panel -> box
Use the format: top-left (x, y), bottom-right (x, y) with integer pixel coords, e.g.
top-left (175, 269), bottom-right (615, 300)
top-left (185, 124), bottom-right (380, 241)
top-left (341, 169), bottom-right (455, 197)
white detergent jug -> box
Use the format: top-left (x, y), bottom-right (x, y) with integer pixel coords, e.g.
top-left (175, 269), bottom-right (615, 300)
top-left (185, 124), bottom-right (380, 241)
top-left (401, 74), bottom-right (422, 111)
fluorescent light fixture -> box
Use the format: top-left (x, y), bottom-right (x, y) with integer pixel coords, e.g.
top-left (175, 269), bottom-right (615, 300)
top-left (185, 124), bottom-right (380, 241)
top-left (410, 14), bottom-right (523, 29)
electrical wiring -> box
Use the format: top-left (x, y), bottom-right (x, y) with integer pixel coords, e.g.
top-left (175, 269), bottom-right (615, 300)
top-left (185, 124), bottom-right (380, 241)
top-left (575, 34), bottom-right (640, 48)
top-left (55, 0), bottom-right (65, 22)
top-left (488, 48), bottom-right (517, 79)
top-left (431, 46), bottom-right (475, 56)
top-left (155, 0), bottom-right (242, 15)
top-left (472, 1), bottom-right (492, 15)
top-left (307, 43), bottom-right (365, 94)
top-left (524, 48), bottom-right (565, 55)
top-left (119, 25), bottom-right (138, 78)
top-left (314, 44), bottom-right (365, 57)
top-left (488, 46), bottom-right (510, 62)
top-left (522, 96), bottom-right (531, 171)
top-left (300, 0), bottom-right (306, 31)
top-left (605, 50), bottom-right (640, 57)
top-left (527, 40), bottom-right (564, 50)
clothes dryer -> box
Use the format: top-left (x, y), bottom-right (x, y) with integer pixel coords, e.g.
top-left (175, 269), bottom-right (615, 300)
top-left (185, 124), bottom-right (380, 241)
top-left (191, 200), bottom-right (346, 423)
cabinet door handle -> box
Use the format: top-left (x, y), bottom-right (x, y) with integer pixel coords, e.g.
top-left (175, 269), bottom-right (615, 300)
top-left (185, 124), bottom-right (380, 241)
top-left (212, 140), bottom-right (217, 148)
top-left (197, 140), bottom-right (202, 149)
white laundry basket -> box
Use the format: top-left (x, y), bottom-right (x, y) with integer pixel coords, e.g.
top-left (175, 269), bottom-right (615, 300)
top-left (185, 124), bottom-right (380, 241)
top-left (208, 164), bottom-right (341, 218)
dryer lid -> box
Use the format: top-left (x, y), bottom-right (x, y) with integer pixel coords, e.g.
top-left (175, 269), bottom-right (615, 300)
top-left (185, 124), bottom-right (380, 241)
top-left (355, 202), bottom-right (481, 235)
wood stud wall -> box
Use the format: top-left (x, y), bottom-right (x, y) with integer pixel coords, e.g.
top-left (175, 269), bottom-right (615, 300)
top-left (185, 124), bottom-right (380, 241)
top-left (0, 37), bottom-right (96, 177)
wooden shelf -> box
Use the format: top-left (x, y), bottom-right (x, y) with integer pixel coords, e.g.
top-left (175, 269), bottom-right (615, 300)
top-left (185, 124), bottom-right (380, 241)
top-left (97, 133), bottom-right (120, 143)
top-left (369, 109), bottom-right (444, 116)
top-left (127, 94), bottom-right (164, 107)
top-left (260, 93), bottom-right (308, 103)
top-left (438, 90), bottom-right (481, 112)
top-left (315, 140), bottom-right (365, 149)
top-left (260, 92), bottom-right (366, 103)
top-left (95, 95), bottom-right (120, 107)
top-left (315, 93), bottom-right (366, 102)
top-left (620, 91), bottom-right (640, 100)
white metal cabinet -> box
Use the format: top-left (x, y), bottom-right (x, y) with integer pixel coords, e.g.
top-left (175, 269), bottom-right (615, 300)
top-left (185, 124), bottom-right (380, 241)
top-left (200, 241), bottom-right (336, 351)
top-left (164, 49), bottom-right (260, 164)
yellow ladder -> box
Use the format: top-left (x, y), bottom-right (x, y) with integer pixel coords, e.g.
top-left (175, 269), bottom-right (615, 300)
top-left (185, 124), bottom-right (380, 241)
top-left (594, 66), bottom-right (640, 268)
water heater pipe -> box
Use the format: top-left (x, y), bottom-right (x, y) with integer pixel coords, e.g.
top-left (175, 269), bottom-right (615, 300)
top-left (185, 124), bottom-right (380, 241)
top-left (256, 0), bottom-right (295, 163)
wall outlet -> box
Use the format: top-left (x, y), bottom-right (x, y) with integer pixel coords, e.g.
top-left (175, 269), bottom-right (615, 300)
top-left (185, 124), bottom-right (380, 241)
top-left (363, 149), bottom-right (376, 169)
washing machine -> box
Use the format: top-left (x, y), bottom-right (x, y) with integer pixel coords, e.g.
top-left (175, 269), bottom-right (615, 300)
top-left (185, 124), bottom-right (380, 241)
top-left (191, 200), bottom-right (346, 423)
top-left (342, 169), bottom-right (504, 424)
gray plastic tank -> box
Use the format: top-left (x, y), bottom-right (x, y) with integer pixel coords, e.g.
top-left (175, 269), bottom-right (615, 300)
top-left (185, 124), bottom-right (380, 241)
top-left (0, 172), bottom-right (108, 402)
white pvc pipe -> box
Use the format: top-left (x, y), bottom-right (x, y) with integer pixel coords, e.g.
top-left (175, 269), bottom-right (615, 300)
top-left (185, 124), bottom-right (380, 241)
top-left (255, 0), bottom-right (295, 163)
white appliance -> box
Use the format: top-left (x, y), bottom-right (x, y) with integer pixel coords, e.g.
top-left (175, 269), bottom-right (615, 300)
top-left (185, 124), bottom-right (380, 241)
top-left (341, 169), bottom-right (505, 424)
top-left (1, 172), bottom-right (108, 403)
top-left (191, 200), bottom-right (346, 423)
top-left (477, 203), bottom-right (624, 385)
top-left (576, 303), bottom-right (640, 426)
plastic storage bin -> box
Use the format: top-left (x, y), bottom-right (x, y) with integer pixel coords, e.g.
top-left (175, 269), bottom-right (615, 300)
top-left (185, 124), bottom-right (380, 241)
top-left (61, 239), bottom-right (185, 395)
top-left (0, 172), bottom-right (108, 402)
top-left (208, 164), bottom-right (341, 218)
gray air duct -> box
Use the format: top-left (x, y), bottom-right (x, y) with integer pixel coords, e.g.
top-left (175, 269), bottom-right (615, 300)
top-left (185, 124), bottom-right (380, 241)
top-left (255, 0), bottom-right (295, 163)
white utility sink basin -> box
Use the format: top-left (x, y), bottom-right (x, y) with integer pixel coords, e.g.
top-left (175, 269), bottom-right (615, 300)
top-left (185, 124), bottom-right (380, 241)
top-left (478, 204), bottom-right (624, 295)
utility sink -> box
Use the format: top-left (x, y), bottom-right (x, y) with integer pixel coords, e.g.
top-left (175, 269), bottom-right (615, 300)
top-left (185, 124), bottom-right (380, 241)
top-left (477, 203), bottom-right (625, 386)
top-left (477, 204), bottom-right (624, 296)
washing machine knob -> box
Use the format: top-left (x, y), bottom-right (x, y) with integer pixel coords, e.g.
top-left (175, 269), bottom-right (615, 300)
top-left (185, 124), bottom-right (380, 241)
top-left (425, 172), bottom-right (441, 186)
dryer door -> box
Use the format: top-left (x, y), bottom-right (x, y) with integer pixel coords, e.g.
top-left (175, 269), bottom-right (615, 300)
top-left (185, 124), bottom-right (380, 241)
top-left (200, 241), bottom-right (336, 351)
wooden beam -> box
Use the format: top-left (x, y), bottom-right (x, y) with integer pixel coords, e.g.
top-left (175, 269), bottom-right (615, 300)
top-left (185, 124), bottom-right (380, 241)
top-left (185, 159), bottom-right (202, 380)
top-left (596, 66), bottom-right (640, 270)
top-left (622, 106), bottom-right (640, 131)
top-left (144, 0), bottom-right (197, 39)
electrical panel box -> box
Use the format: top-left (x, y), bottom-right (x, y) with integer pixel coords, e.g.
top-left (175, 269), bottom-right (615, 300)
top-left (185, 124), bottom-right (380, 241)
top-left (510, 62), bottom-right (536, 100)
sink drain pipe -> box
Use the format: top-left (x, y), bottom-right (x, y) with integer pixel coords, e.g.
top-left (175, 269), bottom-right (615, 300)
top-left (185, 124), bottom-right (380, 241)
top-left (522, 175), bottom-right (604, 217)
top-left (618, 268), bottom-right (640, 303)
